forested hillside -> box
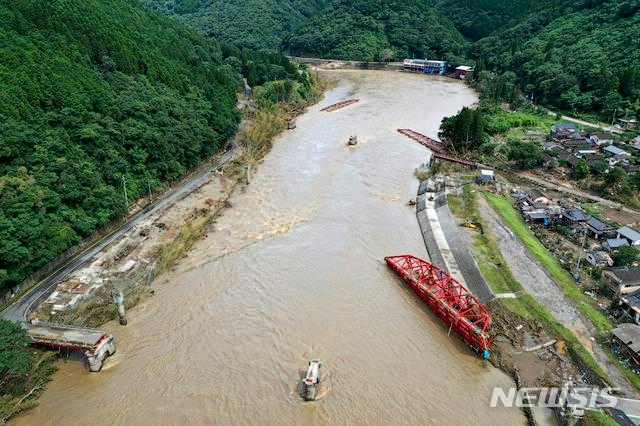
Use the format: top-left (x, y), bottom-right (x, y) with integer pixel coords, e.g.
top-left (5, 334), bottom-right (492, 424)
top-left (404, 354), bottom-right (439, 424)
top-left (141, 0), bottom-right (640, 120)
top-left (429, 0), bottom-right (575, 40)
top-left (141, 0), bottom-right (329, 50)
top-left (0, 0), bottom-right (239, 292)
top-left (0, 0), bottom-right (310, 294)
top-left (474, 1), bottom-right (640, 120)
top-left (282, 0), bottom-right (466, 62)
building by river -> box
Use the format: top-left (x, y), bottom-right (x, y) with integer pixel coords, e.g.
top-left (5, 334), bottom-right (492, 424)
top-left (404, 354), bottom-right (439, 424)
top-left (403, 58), bottom-right (447, 75)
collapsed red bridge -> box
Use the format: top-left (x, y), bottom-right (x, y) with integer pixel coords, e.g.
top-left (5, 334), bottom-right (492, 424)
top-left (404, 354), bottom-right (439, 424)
top-left (385, 254), bottom-right (492, 358)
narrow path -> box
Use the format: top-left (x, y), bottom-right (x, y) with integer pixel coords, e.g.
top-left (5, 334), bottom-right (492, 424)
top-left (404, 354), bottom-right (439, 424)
top-left (546, 111), bottom-right (622, 134)
top-left (517, 172), bottom-right (640, 217)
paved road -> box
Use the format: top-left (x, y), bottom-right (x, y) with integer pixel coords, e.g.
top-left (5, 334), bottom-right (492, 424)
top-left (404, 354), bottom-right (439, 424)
top-left (414, 179), bottom-right (493, 303)
top-left (547, 111), bottom-right (623, 134)
top-left (1, 148), bottom-right (237, 324)
top-left (434, 193), bottom-right (494, 303)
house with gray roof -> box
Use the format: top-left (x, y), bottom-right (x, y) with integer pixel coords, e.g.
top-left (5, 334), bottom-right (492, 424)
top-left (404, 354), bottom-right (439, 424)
top-left (617, 226), bottom-right (640, 246)
top-left (603, 145), bottom-right (631, 157)
top-left (605, 238), bottom-right (630, 251)
top-left (551, 123), bottom-right (583, 140)
top-left (586, 216), bottom-right (614, 239)
top-left (604, 266), bottom-right (640, 295)
top-left (561, 208), bottom-right (589, 226)
top-left (586, 250), bottom-right (613, 267)
top-left (564, 154), bottom-right (582, 168)
top-left (612, 323), bottom-right (640, 364)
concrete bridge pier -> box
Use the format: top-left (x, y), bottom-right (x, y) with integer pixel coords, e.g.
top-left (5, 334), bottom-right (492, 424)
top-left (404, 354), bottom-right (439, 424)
top-left (112, 291), bottom-right (127, 326)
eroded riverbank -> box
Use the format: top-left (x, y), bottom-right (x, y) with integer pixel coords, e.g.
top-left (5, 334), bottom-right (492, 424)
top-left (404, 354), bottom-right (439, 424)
top-left (14, 70), bottom-right (525, 425)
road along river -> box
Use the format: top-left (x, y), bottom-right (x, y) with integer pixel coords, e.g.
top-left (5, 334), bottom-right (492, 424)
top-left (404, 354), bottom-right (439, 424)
top-left (15, 70), bottom-right (525, 425)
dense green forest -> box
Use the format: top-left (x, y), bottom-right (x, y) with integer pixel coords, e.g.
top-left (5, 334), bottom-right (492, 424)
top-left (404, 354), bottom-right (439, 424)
top-left (282, 0), bottom-right (466, 62)
top-left (474, 1), bottom-right (640, 120)
top-left (141, 0), bottom-right (329, 50)
top-left (5, 0), bottom-right (640, 294)
top-left (428, 0), bottom-right (576, 40)
top-left (140, 0), bottom-right (640, 120)
top-left (0, 0), bottom-right (307, 294)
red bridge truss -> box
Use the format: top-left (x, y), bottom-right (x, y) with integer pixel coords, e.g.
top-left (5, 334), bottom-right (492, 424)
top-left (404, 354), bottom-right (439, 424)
top-left (385, 254), bottom-right (492, 358)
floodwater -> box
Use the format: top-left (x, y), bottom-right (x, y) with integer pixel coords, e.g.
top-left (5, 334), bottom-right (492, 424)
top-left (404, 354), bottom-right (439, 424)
top-left (15, 70), bottom-right (525, 425)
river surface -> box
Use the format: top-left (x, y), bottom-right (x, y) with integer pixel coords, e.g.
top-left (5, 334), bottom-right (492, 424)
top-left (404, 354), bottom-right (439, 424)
top-left (15, 70), bottom-right (525, 425)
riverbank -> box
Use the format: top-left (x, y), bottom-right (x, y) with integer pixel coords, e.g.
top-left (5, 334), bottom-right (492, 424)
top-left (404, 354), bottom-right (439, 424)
top-left (442, 173), bottom-right (634, 423)
top-left (2, 72), bottom-right (329, 423)
top-left (12, 70), bottom-right (526, 426)
top-left (31, 74), bottom-right (329, 329)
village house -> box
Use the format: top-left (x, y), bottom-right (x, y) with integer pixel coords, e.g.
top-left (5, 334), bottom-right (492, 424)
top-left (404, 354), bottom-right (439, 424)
top-left (617, 226), bottom-right (640, 246)
top-left (560, 140), bottom-right (592, 151)
top-left (584, 153), bottom-right (605, 168)
top-left (455, 65), bottom-right (473, 79)
top-left (585, 250), bottom-right (613, 267)
top-left (586, 216), bottom-right (615, 239)
top-left (620, 289), bottom-right (640, 325)
top-left (611, 323), bottom-right (640, 365)
top-left (587, 133), bottom-right (614, 147)
top-left (561, 208), bottom-right (589, 227)
top-left (541, 153), bottom-right (555, 168)
top-left (603, 145), bottom-right (631, 157)
top-left (618, 118), bottom-right (639, 130)
top-left (576, 149), bottom-right (597, 157)
top-left (476, 169), bottom-right (494, 184)
top-left (564, 154), bottom-right (582, 168)
top-left (604, 238), bottom-right (630, 251)
top-left (524, 210), bottom-right (550, 224)
top-left (403, 58), bottom-right (447, 75)
top-left (604, 266), bottom-right (640, 295)
top-left (551, 123), bottom-right (581, 139)
top-left (621, 163), bottom-right (640, 173)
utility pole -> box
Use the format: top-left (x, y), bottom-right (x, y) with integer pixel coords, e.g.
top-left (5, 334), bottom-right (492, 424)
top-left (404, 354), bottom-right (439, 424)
top-left (244, 164), bottom-right (251, 184)
top-left (574, 228), bottom-right (588, 282)
top-left (122, 175), bottom-right (128, 208)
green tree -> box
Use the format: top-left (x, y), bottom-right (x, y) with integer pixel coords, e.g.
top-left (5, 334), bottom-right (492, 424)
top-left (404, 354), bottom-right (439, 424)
top-left (604, 166), bottom-right (626, 191)
top-left (0, 320), bottom-right (31, 383)
top-left (507, 141), bottom-right (543, 169)
top-left (613, 247), bottom-right (640, 267)
top-left (571, 159), bottom-right (589, 180)
top-left (439, 107), bottom-right (485, 153)
top-left (629, 171), bottom-right (640, 191)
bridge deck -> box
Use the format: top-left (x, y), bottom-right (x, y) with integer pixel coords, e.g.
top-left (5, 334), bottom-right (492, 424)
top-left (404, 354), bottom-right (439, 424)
top-left (28, 324), bottom-right (106, 349)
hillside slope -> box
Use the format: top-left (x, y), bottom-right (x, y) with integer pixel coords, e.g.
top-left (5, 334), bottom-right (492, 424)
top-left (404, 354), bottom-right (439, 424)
top-left (429, 0), bottom-right (576, 40)
top-left (141, 0), bottom-right (329, 50)
top-left (283, 0), bottom-right (466, 62)
top-left (473, 1), bottom-right (640, 118)
top-left (0, 0), bottom-right (240, 292)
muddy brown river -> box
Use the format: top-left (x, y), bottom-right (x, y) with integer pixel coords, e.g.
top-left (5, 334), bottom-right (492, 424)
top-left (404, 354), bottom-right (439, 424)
top-left (16, 70), bottom-right (525, 425)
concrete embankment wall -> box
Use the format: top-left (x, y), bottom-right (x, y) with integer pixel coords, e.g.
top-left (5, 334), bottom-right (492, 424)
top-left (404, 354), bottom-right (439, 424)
top-left (415, 179), bottom-right (494, 303)
top-left (416, 181), bottom-right (447, 269)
